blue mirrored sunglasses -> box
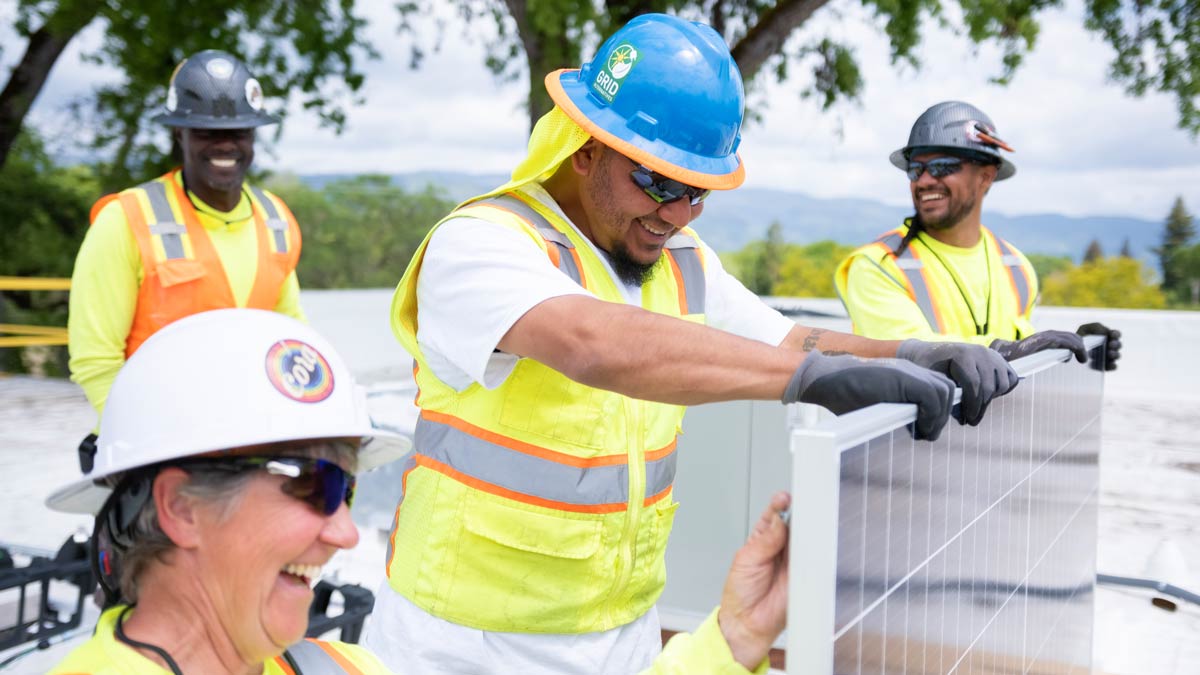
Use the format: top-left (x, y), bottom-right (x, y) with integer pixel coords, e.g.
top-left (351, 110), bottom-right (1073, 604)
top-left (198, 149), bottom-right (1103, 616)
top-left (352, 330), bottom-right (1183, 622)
top-left (185, 456), bottom-right (356, 515)
top-left (906, 157), bottom-right (967, 182)
top-left (629, 164), bottom-right (710, 206)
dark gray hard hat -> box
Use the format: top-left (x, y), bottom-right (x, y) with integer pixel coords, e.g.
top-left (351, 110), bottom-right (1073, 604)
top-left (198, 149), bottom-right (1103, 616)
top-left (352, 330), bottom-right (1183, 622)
top-left (889, 101), bottom-right (1016, 181)
top-left (152, 50), bottom-right (280, 129)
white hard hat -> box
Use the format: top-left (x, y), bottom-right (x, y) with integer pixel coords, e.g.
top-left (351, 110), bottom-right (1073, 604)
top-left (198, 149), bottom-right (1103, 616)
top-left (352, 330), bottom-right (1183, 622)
top-left (47, 309), bottom-right (409, 515)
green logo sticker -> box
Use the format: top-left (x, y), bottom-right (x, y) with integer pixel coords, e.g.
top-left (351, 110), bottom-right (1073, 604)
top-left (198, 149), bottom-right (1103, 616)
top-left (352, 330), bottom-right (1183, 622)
top-left (591, 43), bottom-right (640, 104)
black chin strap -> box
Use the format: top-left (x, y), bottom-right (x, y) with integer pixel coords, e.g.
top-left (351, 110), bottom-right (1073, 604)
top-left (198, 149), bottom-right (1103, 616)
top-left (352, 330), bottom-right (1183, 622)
top-left (113, 606), bottom-right (184, 675)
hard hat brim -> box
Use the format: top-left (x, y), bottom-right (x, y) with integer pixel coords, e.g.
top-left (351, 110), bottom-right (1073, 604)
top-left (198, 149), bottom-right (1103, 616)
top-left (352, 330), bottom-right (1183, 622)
top-left (890, 146), bottom-right (1016, 181)
top-left (45, 430), bottom-right (411, 516)
top-left (153, 111), bottom-right (281, 130)
top-left (546, 69), bottom-right (745, 191)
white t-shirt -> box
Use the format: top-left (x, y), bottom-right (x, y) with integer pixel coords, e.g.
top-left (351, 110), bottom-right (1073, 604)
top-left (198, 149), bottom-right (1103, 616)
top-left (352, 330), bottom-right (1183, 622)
top-left (415, 183), bottom-right (795, 391)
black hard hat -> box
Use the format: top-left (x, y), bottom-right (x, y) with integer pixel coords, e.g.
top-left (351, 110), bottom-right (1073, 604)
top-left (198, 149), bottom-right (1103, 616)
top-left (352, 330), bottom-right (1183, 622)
top-left (890, 101), bottom-right (1016, 181)
top-left (152, 50), bottom-right (280, 129)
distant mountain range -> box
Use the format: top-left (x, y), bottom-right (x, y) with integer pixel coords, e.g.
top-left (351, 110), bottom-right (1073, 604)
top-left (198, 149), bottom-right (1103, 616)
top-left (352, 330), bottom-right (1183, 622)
top-left (301, 171), bottom-right (1161, 263)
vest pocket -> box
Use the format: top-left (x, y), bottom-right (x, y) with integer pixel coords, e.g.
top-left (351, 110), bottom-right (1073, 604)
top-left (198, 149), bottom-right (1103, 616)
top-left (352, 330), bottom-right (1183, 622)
top-left (464, 496), bottom-right (602, 559)
top-left (154, 259), bottom-right (206, 287)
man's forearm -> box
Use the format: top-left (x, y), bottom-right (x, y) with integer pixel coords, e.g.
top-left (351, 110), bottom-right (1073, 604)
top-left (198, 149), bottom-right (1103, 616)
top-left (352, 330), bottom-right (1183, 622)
top-left (499, 295), bottom-right (804, 405)
top-left (779, 325), bottom-right (902, 358)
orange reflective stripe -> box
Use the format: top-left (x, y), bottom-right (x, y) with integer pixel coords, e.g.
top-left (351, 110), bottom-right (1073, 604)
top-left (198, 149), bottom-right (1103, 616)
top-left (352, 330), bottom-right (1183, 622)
top-left (644, 484), bottom-right (673, 507)
top-left (666, 249), bottom-right (689, 314)
top-left (415, 454), bottom-right (628, 514)
top-left (905, 246), bottom-right (950, 333)
top-left (89, 193), bottom-right (120, 225)
top-left (313, 640), bottom-right (364, 675)
top-left (272, 655), bottom-right (298, 675)
top-left (421, 409), bottom-right (630, 468)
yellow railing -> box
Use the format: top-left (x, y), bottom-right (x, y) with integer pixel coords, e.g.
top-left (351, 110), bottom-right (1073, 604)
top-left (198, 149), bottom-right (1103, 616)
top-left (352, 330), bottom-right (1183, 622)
top-left (0, 276), bottom-right (70, 347)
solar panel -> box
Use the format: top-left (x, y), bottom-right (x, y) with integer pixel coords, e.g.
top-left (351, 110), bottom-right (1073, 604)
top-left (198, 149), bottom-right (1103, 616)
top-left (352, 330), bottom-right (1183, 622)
top-left (788, 336), bottom-right (1106, 674)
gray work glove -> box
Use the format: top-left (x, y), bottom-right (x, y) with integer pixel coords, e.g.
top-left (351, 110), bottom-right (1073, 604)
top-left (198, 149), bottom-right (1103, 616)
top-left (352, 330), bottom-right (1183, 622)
top-left (1076, 322), bottom-right (1121, 371)
top-left (990, 330), bottom-right (1088, 365)
top-left (783, 351), bottom-right (955, 441)
top-left (896, 340), bottom-right (1019, 427)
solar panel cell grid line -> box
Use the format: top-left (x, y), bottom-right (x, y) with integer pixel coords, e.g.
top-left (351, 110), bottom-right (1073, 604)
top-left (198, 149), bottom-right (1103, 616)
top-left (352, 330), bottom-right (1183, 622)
top-left (788, 339), bottom-right (1105, 675)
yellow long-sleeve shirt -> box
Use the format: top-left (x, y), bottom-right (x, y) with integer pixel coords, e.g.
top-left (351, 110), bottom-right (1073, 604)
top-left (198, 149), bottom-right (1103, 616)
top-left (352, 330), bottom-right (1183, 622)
top-left (68, 173), bottom-right (305, 418)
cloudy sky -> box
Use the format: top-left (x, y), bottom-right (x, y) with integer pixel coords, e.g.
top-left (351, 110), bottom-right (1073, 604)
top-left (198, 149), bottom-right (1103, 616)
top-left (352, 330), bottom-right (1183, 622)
top-left (8, 0), bottom-right (1199, 221)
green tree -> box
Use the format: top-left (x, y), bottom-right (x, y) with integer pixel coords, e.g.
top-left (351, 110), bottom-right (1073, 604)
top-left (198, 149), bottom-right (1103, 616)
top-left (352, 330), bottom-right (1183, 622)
top-left (1156, 197), bottom-right (1196, 295)
top-left (723, 221), bottom-right (790, 295)
top-left (0, 130), bottom-right (99, 374)
top-left (1040, 257), bottom-right (1166, 309)
top-left (1119, 237), bottom-right (1133, 258)
top-left (1083, 238), bottom-right (1104, 263)
top-left (267, 174), bottom-right (455, 289)
top-left (0, 0), bottom-right (376, 186)
top-left (1169, 243), bottom-right (1200, 306)
top-left (774, 240), bottom-right (854, 298)
top-left (397, 1), bottom-right (1200, 134)
top-left (1026, 253), bottom-right (1073, 281)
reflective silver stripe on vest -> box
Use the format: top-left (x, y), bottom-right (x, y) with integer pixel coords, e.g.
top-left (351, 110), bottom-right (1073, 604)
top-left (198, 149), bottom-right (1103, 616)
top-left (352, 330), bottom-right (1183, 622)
top-left (138, 180), bottom-right (186, 260)
top-left (249, 186), bottom-right (290, 253)
top-left (878, 232), bottom-right (940, 332)
top-left (284, 639), bottom-right (351, 674)
top-left (665, 234), bottom-right (706, 314)
top-left (412, 414), bottom-right (677, 507)
top-left (474, 194), bottom-right (583, 285)
top-left (997, 238), bottom-right (1031, 312)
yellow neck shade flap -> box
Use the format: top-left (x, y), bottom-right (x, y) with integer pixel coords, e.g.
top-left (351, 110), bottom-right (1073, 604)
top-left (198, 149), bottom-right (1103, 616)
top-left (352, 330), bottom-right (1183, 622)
top-left (461, 106), bottom-right (591, 208)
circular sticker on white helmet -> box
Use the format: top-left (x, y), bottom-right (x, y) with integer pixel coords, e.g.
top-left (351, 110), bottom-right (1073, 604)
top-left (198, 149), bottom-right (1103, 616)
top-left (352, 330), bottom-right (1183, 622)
top-left (165, 86), bottom-right (177, 112)
top-left (245, 78), bottom-right (264, 111)
top-left (206, 57), bottom-right (235, 80)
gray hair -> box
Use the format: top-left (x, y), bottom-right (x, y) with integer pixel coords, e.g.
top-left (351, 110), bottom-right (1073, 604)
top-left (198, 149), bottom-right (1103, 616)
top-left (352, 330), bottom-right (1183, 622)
top-left (114, 440), bottom-right (358, 603)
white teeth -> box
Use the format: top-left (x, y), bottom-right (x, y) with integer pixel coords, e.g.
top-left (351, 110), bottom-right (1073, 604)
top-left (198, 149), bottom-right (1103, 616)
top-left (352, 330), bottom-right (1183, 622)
top-left (920, 193), bottom-right (945, 202)
top-left (210, 158), bottom-right (237, 168)
top-left (282, 563), bottom-right (321, 585)
top-left (639, 220), bottom-right (671, 236)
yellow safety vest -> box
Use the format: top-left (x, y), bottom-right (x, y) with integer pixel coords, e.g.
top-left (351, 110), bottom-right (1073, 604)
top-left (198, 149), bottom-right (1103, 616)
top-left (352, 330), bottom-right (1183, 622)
top-left (48, 605), bottom-right (390, 674)
top-left (388, 188), bottom-right (707, 633)
top-left (834, 221), bottom-right (1036, 341)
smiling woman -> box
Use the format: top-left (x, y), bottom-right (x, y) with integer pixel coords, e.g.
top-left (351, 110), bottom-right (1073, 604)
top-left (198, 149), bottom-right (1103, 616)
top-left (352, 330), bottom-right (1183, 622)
top-left (44, 309), bottom-right (407, 675)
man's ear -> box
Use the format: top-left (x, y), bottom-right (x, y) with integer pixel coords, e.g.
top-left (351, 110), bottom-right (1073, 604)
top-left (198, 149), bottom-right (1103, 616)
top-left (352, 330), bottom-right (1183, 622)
top-left (979, 163), bottom-right (998, 195)
top-left (153, 468), bottom-right (201, 549)
top-left (571, 139), bottom-right (604, 176)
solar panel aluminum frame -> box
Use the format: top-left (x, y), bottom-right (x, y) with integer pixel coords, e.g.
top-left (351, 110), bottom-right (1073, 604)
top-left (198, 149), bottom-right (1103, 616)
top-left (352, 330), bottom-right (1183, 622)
top-left (786, 336), bottom-right (1105, 674)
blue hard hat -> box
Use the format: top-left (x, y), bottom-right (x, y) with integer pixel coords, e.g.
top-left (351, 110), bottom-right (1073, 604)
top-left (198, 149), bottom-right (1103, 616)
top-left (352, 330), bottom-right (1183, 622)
top-left (546, 13), bottom-right (745, 190)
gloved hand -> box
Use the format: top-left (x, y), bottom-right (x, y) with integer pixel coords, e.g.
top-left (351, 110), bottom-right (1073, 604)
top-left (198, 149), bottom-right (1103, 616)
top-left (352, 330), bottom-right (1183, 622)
top-left (1076, 322), bottom-right (1122, 371)
top-left (784, 350), bottom-right (955, 441)
top-left (895, 340), bottom-right (1020, 426)
top-left (990, 330), bottom-right (1087, 364)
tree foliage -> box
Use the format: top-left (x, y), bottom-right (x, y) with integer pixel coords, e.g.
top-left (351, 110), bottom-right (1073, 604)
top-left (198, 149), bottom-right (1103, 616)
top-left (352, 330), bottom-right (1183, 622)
top-left (724, 233), bottom-right (852, 298)
top-left (1083, 238), bottom-right (1104, 263)
top-left (1156, 196), bottom-right (1196, 294)
top-left (266, 174), bottom-right (454, 289)
top-left (1040, 256), bottom-right (1166, 309)
top-left (0, 0), bottom-right (376, 188)
top-left (0, 130), bottom-right (98, 375)
top-left (396, 0), bottom-right (1199, 133)
top-left (1025, 252), bottom-right (1073, 281)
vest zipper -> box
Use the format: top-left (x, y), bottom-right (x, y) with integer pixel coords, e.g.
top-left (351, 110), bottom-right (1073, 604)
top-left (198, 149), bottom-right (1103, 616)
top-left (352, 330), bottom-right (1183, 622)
top-left (606, 396), bottom-right (645, 625)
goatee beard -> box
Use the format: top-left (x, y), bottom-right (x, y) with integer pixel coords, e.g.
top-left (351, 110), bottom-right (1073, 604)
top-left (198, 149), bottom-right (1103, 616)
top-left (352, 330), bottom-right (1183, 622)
top-left (606, 243), bottom-right (657, 286)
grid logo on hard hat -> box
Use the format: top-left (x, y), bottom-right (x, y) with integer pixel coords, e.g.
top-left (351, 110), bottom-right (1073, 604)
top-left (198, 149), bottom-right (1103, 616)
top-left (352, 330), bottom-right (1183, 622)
top-left (265, 340), bottom-right (334, 403)
top-left (592, 43), bottom-right (640, 104)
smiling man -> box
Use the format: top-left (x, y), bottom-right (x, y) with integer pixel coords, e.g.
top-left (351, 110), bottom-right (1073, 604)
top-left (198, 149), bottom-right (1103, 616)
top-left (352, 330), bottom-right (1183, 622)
top-left (835, 101), bottom-right (1121, 368)
top-left (371, 18), bottom-right (1020, 675)
top-left (68, 50), bottom-right (304, 435)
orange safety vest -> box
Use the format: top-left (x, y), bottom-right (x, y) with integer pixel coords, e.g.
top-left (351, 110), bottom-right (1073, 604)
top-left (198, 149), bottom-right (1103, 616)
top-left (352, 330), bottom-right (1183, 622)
top-left (90, 169), bottom-right (301, 357)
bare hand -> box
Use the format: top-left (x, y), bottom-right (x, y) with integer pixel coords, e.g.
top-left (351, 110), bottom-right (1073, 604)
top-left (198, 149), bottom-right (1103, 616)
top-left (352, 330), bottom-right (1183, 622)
top-left (717, 491), bottom-right (791, 670)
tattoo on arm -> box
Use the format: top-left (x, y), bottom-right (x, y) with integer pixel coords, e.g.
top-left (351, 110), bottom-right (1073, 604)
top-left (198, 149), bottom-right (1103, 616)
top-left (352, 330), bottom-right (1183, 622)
top-left (801, 328), bottom-right (827, 352)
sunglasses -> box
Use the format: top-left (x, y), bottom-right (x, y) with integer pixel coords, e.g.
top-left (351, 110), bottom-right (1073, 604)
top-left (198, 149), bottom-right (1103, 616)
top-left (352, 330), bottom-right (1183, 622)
top-left (187, 456), bottom-right (356, 516)
top-left (629, 164), bottom-right (710, 206)
top-left (906, 157), bottom-right (968, 182)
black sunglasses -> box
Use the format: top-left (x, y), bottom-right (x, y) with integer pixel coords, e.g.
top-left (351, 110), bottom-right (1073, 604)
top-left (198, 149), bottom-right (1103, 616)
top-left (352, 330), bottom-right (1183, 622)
top-left (906, 157), bottom-right (968, 182)
top-left (187, 456), bottom-right (356, 516)
top-left (629, 164), bottom-right (710, 206)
